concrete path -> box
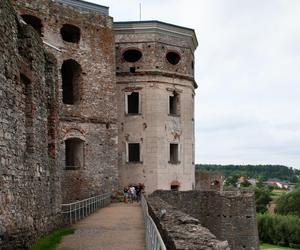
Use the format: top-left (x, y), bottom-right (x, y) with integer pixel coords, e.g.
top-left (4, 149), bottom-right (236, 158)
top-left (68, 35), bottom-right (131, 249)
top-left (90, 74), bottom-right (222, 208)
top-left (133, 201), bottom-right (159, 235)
top-left (57, 202), bottom-right (146, 250)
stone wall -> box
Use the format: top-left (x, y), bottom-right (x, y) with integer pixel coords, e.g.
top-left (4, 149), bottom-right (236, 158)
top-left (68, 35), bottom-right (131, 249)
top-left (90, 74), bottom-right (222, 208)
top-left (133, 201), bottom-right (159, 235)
top-left (0, 0), bottom-right (61, 249)
top-left (195, 171), bottom-right (225, 191)
top-left (152, 190), bottom-right (259, 250)
top-left (13, 0), bottom-right (119, 202)
top-left (147, 196), bottom-right (230, 250)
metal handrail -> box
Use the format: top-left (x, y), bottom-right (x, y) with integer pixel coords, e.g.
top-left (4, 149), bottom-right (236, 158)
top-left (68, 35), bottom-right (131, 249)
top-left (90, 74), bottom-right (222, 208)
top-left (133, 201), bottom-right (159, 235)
top-left (61, 192), bottom-right (111, 224)
top-left (141, 194), bottom-right (166, 250)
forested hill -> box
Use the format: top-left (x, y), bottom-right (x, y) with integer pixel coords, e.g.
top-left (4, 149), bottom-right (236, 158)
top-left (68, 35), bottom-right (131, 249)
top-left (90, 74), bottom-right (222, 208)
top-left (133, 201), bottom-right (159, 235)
top-left (196, 164), bottom-right (300, 183)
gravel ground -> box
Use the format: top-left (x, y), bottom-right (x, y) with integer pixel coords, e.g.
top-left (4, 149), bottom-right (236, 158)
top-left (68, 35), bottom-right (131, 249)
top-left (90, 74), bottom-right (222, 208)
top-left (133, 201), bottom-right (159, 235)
top-left (57, 202), bottom-right (146, 250)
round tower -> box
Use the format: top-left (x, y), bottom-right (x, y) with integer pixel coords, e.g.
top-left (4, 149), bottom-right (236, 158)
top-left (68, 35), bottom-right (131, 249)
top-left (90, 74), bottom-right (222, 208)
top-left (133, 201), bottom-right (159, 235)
top-left (114, 21), bottom-right (198, 193)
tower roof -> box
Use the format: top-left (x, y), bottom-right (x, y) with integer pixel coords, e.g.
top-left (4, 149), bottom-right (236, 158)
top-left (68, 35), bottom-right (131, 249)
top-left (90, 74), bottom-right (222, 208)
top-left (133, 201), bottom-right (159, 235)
top-left (114, 20), bottom-right (198, 51)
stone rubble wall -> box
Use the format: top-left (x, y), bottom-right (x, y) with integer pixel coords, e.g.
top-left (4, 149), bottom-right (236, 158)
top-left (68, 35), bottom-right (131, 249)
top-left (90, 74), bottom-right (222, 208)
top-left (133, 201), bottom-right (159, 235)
top-left (0, 0), bottom-right (61, 249)
top-left (12, 0), bottom-right (119, 203)
top-left (147, 196), bottom-right (230, 250)
top-left (151, 190), bottom-right (259, 250)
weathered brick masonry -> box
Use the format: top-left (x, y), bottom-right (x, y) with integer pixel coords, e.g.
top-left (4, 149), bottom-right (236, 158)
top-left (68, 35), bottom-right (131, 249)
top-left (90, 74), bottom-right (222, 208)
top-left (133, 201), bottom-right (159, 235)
top-left (0, 0), bottom-right (61, 248)
top-left (12, 0), bottom-right (119, 203)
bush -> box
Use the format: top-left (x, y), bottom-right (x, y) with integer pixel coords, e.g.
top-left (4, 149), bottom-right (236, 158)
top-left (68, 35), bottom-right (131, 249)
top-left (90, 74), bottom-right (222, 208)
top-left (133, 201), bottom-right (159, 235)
top-left (290, 243), bottom-right (300, 249)
top-left (276, 187), bottom-right (300, 217)
top-left (254, 187), bottom-right (272, 213)
top-left (257, 213), bottom-right (300, 246)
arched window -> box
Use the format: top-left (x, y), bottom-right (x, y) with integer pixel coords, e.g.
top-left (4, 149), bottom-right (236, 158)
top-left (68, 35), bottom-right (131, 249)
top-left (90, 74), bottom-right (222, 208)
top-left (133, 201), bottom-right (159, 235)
top-left (61, 24), bottom-right (81, 43)
top-left (21, 15), bottom-right (43, 36)
top-left (61, 59), bottom-right (81, 105)
top-left (65, 138), bottom-right (84, 169)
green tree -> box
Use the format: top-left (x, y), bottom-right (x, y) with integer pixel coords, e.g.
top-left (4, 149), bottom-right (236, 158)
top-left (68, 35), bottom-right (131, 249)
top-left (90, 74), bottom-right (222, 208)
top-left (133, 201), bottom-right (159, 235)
top-left (224, 174), bottom-right (239, 187)
top-left (254, 187), bottom-right (272, 213)
top-left (276, 187), bottom-right (300, 217)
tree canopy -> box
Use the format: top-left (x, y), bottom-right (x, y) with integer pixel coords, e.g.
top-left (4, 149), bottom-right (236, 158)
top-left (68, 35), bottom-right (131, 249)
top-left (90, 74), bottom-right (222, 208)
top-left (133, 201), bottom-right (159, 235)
top-left (196, 164), bottom-right (300, 183)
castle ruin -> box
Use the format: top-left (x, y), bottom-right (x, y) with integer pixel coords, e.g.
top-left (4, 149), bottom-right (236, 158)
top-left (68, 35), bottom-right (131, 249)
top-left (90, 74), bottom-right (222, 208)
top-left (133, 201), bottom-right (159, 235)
top-left (0, 0), bottom-right (259, 249)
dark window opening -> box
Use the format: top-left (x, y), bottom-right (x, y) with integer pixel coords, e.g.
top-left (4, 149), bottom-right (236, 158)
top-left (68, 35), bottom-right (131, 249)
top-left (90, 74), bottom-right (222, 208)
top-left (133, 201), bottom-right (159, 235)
top-left (61, 59), bottom-right (81, 105)
top-left (191, 60), bottom-right (194, 70)
top-left (61, 24), bottom-right (81, 43)
top-left (130, 67), bottom-right (136, 73)
top-left (123, 49), bottom-right (142, 62)
top-left (127, 92), bottom-right (139, 114)
top-left (65, 138), bottom-right (84, 169)
top-left (21, 15), bottom-right (43, 36)
top-left (166, 51), bottom-right (181, 65)
top-left (171, 185), bottom-right (179, 191)
top-left (170, 143), bottom-right (179, 163)
top-left (169, 92), bottom-right (179, 115)
top-left (128, 143), bottom-right (140, 162)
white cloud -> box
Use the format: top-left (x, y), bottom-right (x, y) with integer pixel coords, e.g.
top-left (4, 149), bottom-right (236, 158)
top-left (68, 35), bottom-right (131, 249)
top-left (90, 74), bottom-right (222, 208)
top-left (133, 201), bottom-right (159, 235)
top-left (89, 0), bottom-right (300, 168)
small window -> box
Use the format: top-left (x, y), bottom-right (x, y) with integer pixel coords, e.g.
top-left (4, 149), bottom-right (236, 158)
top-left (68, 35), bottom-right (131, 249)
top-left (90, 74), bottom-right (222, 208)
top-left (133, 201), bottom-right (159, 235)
top-left (170, 143), bottom-right (179, 163)
top-left (126, 92), bottom-right (139, 114)
top-left (65, 138), bottom-right (84, 169)
top-left (166, 51), bottom-right (181, 65)
top-left (21, 15), bottom-right (43, 36)
top-left (171, 180), bottom-right (180, 191)
top-left (123, 49), bottom-right (142, 62)
top-left (61, 24), bottom-right (81, 43)
top-left (128, 143), bottom-right (140, 162)
top-left (169, 92), bottom-right (180, 115)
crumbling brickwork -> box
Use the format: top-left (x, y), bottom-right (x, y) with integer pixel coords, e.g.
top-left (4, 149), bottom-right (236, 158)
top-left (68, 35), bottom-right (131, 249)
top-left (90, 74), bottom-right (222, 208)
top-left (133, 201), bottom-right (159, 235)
top-left (13, 0), bottom-right (119, 203)
top-left (195, 171), bottom-right (225, 191)
top-left (0, 0), bottom-right (61, 249)
top-left (152, 190), bottom-right (259, 250)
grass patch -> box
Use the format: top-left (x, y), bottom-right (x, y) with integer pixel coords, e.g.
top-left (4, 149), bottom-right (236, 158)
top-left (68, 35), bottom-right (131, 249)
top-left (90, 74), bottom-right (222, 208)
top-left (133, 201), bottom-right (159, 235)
top-left (30, 228), bottom-right (75, 250)
top-left (260, 243), bottom-right (293, 249)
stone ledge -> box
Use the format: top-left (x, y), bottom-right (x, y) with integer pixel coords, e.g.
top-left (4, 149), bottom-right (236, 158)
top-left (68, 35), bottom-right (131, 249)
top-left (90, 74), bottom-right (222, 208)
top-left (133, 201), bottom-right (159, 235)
top-left (147, 196), bottom-right (230, 250)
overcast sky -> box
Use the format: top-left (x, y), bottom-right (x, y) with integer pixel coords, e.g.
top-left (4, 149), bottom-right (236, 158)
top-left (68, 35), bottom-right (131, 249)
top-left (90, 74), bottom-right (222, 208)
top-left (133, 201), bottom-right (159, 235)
top-left (88, 0), bottom-right (300, 168)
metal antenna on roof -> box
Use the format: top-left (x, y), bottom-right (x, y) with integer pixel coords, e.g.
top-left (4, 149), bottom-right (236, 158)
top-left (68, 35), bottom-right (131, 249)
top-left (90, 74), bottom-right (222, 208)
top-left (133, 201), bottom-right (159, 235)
top-left (139, 3), bottom-right (142, 21)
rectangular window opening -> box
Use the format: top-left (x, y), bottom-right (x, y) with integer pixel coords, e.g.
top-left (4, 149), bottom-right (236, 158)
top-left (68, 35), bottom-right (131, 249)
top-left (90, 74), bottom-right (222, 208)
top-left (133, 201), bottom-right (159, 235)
top-left (170, 143), bottom-right (179, 163)
top-left (65, 138), bottom-right (83, 169)
top-left (169, 92), bottom-right (179, 115)
top-left (128, 143), bottom-right (140, 162)
top-left (130, 67), bottom-right (136, 73)
top-left (127, 92), bottom-right (139, 114)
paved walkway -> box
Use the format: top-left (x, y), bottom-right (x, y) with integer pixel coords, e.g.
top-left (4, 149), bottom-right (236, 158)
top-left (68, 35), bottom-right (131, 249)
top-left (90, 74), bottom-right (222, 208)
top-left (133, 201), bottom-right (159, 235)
top-left (57, 202), bottom-right (146, 250)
